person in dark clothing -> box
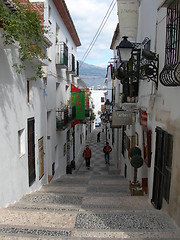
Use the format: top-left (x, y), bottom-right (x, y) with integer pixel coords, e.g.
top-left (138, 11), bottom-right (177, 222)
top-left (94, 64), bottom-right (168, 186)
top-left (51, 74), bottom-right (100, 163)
top-left (97, 132), bottom-right (101, 142)
top-left (103, 142), bottom-right (112, 165)
top-left (83, 145), bottom-right (92, 169)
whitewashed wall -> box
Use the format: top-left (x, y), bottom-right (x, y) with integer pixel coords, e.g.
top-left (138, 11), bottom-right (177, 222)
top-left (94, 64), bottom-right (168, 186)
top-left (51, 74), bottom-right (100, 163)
top-left (44, 0), bottom-right (81, 180)
top-left (0, 0), bottom-right (83, 207)
top-left (90, 90), bottom-right (107, 120)
top-left (0, 38), bottom-right (47, 207)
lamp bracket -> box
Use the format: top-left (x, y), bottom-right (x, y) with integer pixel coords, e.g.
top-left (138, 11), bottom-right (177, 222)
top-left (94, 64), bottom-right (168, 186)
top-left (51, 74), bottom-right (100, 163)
top-left (115, 37), bottom-right (158, 88)
top-left (140, 53), bottom-right (159, 89)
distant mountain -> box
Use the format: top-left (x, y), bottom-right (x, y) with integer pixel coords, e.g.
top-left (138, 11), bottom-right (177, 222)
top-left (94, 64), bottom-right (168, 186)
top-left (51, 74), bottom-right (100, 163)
top-left (79, 62), bottom-right (107, 88)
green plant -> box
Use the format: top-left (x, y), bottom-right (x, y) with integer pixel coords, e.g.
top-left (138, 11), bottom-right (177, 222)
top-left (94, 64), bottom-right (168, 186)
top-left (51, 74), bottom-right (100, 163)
top-left (129, 147), bottom-right (143, 184)
top-left (130, 155), bottom-right (143, 169)
top-left (129, 146), bottom-right (141, 158)
top-left (0, 0), bottom-right (48, 80)
top-left (119, 92), bottom-right (126, 103)
top-left (114, 68), bottom-right (124, 80)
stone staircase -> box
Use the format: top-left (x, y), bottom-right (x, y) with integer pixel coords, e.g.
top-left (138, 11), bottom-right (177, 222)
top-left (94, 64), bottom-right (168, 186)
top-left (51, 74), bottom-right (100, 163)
top-left (0, 129), bottom-right (180, 239)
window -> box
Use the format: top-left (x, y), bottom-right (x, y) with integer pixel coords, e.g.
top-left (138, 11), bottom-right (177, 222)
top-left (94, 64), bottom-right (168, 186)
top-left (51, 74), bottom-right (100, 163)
top-left (101, 104), bottom-right (105, 112)
top-left (159, 0), bottom-right (180, 86)
top-left (101, 97), bottom-right (104, 102)
top-left (165, 0), bottom-right (180, 64)
top-left (18, 129), bottom-right (25, 157)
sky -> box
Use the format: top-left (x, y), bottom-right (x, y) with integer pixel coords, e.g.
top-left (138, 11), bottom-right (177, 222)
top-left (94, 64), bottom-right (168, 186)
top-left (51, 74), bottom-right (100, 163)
top-left (65, 0), bottom-right (118, 68)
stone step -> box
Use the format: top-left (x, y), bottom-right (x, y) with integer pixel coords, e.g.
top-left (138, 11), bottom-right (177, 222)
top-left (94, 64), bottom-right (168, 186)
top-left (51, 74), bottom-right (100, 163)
top-left (0, 227), bottom-right (179, 239)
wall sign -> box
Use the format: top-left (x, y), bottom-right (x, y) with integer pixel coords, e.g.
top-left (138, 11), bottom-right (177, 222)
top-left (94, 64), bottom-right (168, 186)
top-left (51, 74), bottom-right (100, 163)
top-left (111, 111), bottom-right (133, 127)
top-left (140, 110), bottom-right (147, 126)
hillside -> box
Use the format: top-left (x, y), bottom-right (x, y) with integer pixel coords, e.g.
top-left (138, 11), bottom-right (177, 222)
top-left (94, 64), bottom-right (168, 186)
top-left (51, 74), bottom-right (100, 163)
top-left (79, 62), bottom-right (106, 88)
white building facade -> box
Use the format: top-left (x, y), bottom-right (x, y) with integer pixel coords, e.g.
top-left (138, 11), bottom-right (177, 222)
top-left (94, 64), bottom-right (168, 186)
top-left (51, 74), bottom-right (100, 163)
top-left (0, 0), bottom-right (88, 207)
top-left (111, 0), bottom-right (180, 227)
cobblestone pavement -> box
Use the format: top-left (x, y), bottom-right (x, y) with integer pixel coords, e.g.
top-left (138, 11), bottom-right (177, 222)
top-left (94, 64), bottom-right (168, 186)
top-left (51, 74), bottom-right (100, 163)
top-left (0, 129), bottom-right (180, 239)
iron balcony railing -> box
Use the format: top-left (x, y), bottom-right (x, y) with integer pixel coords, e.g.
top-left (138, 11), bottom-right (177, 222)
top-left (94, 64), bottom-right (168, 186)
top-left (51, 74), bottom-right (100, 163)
top-left (56, 42), bottom-right (68, 67)
top-left (56, 106), bottom-right (76, 130)
top-left (160, 0), bottom-right (180, 86)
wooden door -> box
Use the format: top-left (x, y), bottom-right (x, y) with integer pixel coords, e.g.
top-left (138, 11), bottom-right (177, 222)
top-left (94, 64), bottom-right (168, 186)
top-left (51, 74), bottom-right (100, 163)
top-left (152, 127), bottom-right (173, 209)
top-left (38, 137), bottom-right (44, 180)
top-left (28, 118), bottom-right (36, 186)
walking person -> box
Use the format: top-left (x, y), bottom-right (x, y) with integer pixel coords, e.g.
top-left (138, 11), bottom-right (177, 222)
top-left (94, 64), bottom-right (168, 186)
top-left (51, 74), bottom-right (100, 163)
top-left (97, 131), bottom-right (101, 142)
top-left (83, 145), bottom-right (92, 169)
top-left (103, 142), bottom-right (112, 165)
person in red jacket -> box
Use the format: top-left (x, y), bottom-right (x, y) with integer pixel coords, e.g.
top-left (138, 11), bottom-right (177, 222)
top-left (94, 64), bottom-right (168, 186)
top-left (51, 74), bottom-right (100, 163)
top-left (83, 145), bottom-right (92, 169)
top-left (103, 142), bottom-right (112, 165)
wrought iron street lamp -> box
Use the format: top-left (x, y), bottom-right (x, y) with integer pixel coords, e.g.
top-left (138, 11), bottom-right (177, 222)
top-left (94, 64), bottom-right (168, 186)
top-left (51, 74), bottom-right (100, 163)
top-left (115, 37), bottom-right (159, 89)
top-left (116, 36), bottom-right (133, 62)
top-left (105, 99), bottom-right (112, 112)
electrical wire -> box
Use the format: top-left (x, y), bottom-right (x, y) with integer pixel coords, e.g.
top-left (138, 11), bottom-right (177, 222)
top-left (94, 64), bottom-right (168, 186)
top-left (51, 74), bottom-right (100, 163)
top-left (80, 0), bottom-right (116, 65)
top-left (80, 0), bottom-right (116, 67)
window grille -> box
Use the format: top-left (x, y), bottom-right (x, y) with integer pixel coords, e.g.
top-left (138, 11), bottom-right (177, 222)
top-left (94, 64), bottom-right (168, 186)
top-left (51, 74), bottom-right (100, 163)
top-left (165, 0), bottom-right (180, 65)
top-left (160, 0), bottom-right (180, 86)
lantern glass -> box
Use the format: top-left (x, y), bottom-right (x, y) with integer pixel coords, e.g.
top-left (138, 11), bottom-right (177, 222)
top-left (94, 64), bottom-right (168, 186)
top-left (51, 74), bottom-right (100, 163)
top-left (119, 48), bottom-right (132, 62)
top-left (105, 99), bottom-right (111, 111)
top-left (116, 36), bottom-right (133, 62)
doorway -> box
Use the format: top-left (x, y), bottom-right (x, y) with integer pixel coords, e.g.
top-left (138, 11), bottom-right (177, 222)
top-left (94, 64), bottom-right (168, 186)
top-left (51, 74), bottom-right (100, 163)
top-left (28, 118), bottom-right (36, 186)
top-left (151, 127), bottom-right (173, 209)
top-left (38, 137), bottom-right (44, 180)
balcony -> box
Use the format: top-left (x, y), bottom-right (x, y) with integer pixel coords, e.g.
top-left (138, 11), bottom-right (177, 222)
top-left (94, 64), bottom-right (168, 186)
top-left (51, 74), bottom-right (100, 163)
top-left (56, 42), bottom-right (68, 67)
top-left (68, 53), bottom-right (75, 73)
top-left (56, 106), bottom-right (76, 131)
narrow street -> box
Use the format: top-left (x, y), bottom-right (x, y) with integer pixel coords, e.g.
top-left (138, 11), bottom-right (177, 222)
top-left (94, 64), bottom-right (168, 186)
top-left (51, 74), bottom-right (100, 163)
top-left (0, 129), bottom-right (180, 239)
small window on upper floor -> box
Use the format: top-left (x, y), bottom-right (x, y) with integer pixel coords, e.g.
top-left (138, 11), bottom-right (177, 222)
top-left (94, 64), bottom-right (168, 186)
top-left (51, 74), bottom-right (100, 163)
top-left (101, 97), bottom-right (105, 102)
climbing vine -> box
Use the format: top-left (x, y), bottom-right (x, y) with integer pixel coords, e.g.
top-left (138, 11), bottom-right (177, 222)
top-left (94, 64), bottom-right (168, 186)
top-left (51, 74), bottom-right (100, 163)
top-left (0, 0), bottom-right (48, 80)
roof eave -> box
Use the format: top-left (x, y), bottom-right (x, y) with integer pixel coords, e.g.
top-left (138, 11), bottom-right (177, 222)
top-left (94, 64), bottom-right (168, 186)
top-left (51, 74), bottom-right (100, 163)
top-left (52, 0), bottom-right (81, 47)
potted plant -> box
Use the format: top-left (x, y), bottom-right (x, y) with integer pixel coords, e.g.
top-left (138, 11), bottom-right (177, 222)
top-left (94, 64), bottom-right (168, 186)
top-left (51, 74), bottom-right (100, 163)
top-left (129, 146), bottom-right (144, 196)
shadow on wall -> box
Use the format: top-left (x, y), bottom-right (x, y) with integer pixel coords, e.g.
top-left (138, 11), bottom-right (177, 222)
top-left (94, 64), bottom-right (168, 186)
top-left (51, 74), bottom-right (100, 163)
top-left (0, 47), bottom-right (26, 143)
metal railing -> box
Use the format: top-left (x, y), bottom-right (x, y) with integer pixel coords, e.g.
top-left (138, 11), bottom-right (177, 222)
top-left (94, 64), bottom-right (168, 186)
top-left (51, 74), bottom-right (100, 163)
top-left (56, 106), bottom-right (76, 130)
top-left (56, 42), bottom-right (68, 67)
